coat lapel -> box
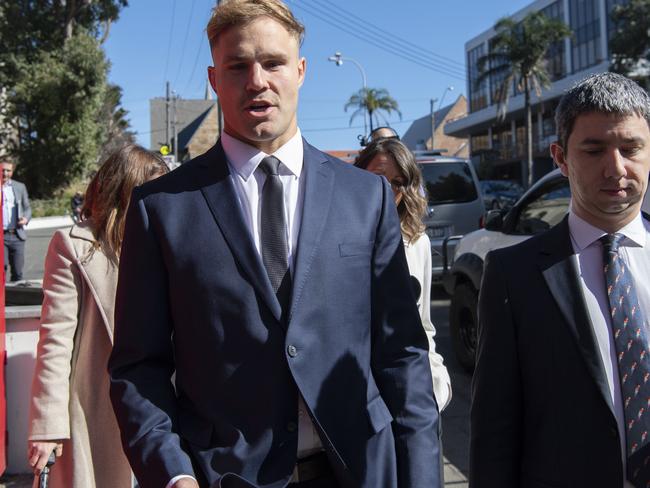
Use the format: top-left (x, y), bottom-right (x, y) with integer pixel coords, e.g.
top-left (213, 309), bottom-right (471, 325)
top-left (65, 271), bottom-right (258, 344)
top-left (539, 217), bottom-right (615, 416)
top-left (69, 224), bottom-right (117, 342)
top-left (198, 142), bottom-right (282, 323)
top-left (288, 141), bottom-right (334, 322)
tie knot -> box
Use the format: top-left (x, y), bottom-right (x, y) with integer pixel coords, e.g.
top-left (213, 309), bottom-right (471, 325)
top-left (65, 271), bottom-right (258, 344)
top-left (259, 156), bottom-right (281, 176)
top-left (600, 233), bottom-right (625, 254)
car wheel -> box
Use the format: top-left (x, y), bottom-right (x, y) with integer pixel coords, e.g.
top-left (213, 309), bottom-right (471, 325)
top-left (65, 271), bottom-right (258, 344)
top-left (449, 282), bottom-right (478, 372)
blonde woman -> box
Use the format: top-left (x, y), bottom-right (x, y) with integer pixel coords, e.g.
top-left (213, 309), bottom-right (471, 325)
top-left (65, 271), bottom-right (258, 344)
top-left (27, 144), bottom-right (169, 487)
top-left (356, 138), bottom-right (452, 410)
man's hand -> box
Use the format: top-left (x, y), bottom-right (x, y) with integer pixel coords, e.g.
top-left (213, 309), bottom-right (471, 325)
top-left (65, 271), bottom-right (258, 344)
top-left (17, 217), bottom-right (27, 226)
top-left (27, 440), bottom-right (63, 475)
top-left (172, 479), bottom-right (200, 488)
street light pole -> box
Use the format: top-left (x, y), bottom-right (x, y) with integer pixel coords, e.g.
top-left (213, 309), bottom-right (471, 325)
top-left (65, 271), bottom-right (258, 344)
top-left (327, 52), bottom-right (368, 138)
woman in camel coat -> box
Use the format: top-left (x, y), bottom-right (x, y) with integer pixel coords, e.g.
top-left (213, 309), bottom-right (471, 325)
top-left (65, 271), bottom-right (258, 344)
top-left (27, 145), bottom-right (168, 488)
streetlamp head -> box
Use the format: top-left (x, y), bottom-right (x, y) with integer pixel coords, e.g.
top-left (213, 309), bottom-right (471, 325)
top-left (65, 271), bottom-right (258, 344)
top-left (327, 52), bottom-right (343, 66)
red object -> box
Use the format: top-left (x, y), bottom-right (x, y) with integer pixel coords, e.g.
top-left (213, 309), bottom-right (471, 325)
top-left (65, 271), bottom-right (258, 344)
top-left (0, 184), bottom-right (7, 474)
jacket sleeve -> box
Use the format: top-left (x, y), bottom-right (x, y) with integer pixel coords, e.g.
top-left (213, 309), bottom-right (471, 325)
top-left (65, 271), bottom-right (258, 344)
top-left (108, 189), bottom-right (196, 487)
top-left (370, 177), bottom-right (442, 488)
top-left (470, 250), bottom-right (522, 487)
top-left (418, 235), bottom-right (452, 411)
top-left (28, 230), bottom-right (81, 440)
top-left (21, 183), bottom-right (32, 222)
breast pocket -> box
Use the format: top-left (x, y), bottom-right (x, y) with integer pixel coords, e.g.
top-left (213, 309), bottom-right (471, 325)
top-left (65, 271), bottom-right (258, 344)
top-left (339, 241), bottom-right (374, 258)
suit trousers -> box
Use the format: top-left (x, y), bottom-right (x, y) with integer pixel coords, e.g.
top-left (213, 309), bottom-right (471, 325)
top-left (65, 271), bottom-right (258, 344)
top-left (4, 232), bottom-right (25, 281)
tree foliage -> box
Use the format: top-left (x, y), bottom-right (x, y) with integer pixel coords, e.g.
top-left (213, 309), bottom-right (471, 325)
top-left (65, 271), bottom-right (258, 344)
top-left (10, 34), bottom-right (107, 197)
top-left (609, 0), bottom-right (650, 90)
top-left (0, 0), bottom-right (130, 197)
top-left (476, 11), bottom-right (571, 187)
top-left (344, 87), bottom-right (401, 133)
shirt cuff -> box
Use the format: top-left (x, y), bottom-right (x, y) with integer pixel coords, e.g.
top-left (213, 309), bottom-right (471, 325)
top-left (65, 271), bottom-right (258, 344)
top-left (166, 475), bottom-right (197, 488)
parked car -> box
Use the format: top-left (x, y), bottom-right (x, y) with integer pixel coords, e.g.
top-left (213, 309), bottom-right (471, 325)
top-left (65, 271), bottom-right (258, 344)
top-left (479, 179), bottom-right (524, 210)
top-left (444, 168), bottom-right (650, 371)
top-left (417, 155), bottom-right (485, 283)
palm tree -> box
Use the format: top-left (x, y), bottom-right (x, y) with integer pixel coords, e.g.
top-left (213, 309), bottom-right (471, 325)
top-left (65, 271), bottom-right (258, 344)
top-left (476, 11), bottom-right (571, 187)
top-left (344, 87), bottom-right (401, 135)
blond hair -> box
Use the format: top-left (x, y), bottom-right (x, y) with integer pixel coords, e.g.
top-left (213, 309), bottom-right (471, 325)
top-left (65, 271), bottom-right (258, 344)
top-left (206, 0), bottom-right (304, 50)
top-left (82, 144), bottom-right (168, 262)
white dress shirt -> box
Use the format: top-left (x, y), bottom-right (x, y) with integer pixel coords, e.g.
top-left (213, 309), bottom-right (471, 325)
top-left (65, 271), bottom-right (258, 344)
top-left (168, 129), bottom-right (322, 488)
top-left (2, 181), bottom-right (16, 230)
top-left (569, 209), bottom-right (650, 488)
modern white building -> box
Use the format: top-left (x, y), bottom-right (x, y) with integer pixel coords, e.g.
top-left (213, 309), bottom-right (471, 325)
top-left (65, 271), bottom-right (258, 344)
top-left (445, 0), bottom-right (627, 182)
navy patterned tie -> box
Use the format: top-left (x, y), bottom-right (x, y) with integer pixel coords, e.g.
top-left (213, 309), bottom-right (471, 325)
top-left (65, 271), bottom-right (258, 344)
top-left (259, 156), bottom-right (291, 313)
top-left (601, 233), bottom-right (650, 488)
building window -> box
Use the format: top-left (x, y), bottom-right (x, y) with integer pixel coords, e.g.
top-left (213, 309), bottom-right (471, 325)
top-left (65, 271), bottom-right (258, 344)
top-left (488, 37), bottom-right (512, 103)
top-left (468, 44), bottom-right (488, 112)
top-left (471, 133), bottom-right (490, 153)
top-left (570, 0), bottom-right (602, 72)
top-left (541, 1), bottom-right (566, 80)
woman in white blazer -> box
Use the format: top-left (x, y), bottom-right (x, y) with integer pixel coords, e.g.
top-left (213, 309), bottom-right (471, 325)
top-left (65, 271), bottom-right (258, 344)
top-left (27, 145), bottom-right (168, 488)
top-left (356, 138), bottom-right (452, 410)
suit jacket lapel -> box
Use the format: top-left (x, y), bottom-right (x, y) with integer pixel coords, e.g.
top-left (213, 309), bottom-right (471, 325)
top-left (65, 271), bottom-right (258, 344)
top-left (198, 142), bottom-right (283, 323)
top-left (288, 141), bottom-right (334, 322)
top-left (540, 217), bottom-right (615, 416)
top-left (69, 224), bottom-right (117, 342)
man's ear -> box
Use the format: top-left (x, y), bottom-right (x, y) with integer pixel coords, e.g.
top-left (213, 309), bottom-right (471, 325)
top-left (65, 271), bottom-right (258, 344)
top-left (207, 66), bottom-right (219, 97)
top-left (297, 57), bottom-right (306, 88)
top-left (550, 142), bottom-right (569, 177)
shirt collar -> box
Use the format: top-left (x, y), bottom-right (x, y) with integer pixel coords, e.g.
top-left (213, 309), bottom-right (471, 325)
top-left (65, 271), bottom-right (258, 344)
top-left (568, 207), bottom-right (647, 252)
top-left (3, 180), bottom-right (12, 187)
top-left (221, 128), bottom-right (303, 181)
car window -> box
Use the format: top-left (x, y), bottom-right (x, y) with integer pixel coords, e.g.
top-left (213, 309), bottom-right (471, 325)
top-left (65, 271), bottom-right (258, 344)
top-left (513, 178), bottom-right (570, 235)
top-left (419, 162), bottom-right (478, 205)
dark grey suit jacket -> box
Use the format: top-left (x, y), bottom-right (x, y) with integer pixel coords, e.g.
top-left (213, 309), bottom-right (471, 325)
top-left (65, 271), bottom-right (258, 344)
top-left (470, 216), bottom-right (630, 488)
top-left (6, 180), bottom-right (31, 241)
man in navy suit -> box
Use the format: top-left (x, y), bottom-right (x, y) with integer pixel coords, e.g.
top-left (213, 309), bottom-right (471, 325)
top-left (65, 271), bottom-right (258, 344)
top-left (108, 1), bottom-right (441, 487)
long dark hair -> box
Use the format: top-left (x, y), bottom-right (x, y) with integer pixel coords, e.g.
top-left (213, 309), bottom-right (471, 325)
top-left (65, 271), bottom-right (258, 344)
top-left (82, 144), bottom-right (168, 261)
top-left (355, 138), bottom-right (427, 244)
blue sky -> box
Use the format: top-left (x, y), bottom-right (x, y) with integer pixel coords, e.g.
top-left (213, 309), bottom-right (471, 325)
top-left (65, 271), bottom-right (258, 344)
top-left (104, 0), bottom-right (533, 151)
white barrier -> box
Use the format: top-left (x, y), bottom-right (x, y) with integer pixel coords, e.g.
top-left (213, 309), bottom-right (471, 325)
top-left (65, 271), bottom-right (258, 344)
top-left (5, 306), bottom-right (41, 474)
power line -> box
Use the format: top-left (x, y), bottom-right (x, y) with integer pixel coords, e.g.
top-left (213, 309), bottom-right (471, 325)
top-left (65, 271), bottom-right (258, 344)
top-left (173, 0), bottom-right (197, 87)
top-left (182, 5), bottom-right (214, 96)
top-left (288, 1), bottom-right (466, 80)
top-left (309, 0), bottom-right (465, 73)
top-left (302, 0), bottom-right (465, 78)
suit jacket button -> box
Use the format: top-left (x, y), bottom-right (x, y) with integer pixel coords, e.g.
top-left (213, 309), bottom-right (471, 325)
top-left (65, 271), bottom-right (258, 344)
top-left (287, 421), bottom-right (298, 433)
top-left (287, 345), bottom-right (298, 357)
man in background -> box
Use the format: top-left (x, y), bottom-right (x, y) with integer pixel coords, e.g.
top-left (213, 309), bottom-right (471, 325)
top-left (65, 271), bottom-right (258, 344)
top-left (2, 157), bottom-right (31, 282)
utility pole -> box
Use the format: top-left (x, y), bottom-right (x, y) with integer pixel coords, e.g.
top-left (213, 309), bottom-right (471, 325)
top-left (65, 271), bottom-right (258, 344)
top-left (166, 81), bottom-right (171, 149)
top-left (172, 92), bottom-right (178, 161)
top-left (430, 98), bottom-right (437, 150)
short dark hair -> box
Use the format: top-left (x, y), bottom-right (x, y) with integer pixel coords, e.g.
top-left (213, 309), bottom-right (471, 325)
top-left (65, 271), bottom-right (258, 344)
top-left (207, 0), bottom-right (305, 51)
top-left (555, 72), bottom-right (650, 149)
